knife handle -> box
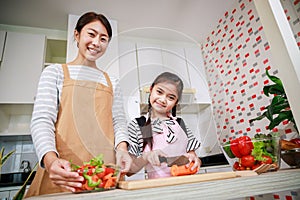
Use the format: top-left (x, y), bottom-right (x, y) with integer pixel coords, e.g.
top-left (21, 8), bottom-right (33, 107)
top-left (158, 156), bottom-right (167, 163)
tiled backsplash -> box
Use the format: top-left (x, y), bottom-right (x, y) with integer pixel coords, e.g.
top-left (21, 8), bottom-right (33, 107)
top-left (0, 135), bottom-right (38, 174)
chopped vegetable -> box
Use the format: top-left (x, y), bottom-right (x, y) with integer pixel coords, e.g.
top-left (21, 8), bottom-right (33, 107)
top-left (170, 162), bottom-right (198, 176)
top-left (71, 154), bottom-right (119, 192)
top-left (230, 136), bottom-right (253, 158)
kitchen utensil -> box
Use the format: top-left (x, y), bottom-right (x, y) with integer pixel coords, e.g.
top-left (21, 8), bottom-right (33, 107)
top-left (159, 155), bottom-right (189, 167)
top-left (118, 171), bottom-right (257, 190)
top-left (253, 164), bottom-right (273, 174)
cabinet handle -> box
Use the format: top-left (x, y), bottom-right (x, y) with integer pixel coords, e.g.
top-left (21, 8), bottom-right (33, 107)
top-left (0, 31), bottom-right (7, 69)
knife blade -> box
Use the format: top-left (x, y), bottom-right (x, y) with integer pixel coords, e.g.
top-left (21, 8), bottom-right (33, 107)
top-left (158, 155), bottom-right (189, 167)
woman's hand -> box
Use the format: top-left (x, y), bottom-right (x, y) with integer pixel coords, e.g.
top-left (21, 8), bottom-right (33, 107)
top-left (44, 152), bottom-right (84, 192)
top-left (142, 149), bottom-right (167, 166)
top-left (116, 142), bottom-right (133, 173)
top-left (184, 151), bottom-right (201, 171)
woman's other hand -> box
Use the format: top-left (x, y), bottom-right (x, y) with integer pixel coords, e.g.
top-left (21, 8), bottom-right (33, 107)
top-left (116, 142), bottom-right (133, 173)
top-left (44, 152), bottom-right (84, 192)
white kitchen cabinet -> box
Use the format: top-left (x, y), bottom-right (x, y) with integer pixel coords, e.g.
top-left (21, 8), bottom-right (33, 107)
top-left (66, 14), bottom-right (120, 78)
top-left (0, 30), bottom-right (6, 62)
top-left (44, 39), bottom-right (67, 66)
top-left (0, 185), bottom-right (30, 199)
top-left (118, 38), bottom-right (140, 122)
top-left (118, 37), bottom-right (212, 109)
top-left (185, 46), bottom-right (211, 103)
top-left (0, 31), bottom-right (45, 103)
top-left (161, 44), bottom-right (190, 88)
top-left (136, 42), bottom-right (164, 88)
top-left (0, 191), bottom-right (9, 199)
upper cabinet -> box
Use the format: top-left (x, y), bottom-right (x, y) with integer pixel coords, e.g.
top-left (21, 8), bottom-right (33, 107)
top-left (0, 31), bottom-right (46, 103)
top-left (44, 39), bottom-right (67, 66)
top-left (118, 37), bottom-right (211, 117)
top-left (66, 14), bottom-right (120, 78)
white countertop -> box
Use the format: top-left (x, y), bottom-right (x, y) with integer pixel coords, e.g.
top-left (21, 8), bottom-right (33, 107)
top-left (25, 168), bottom-right (300, 200)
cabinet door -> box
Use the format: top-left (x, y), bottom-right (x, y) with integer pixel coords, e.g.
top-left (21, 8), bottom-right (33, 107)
top-left (0, 31), bottom-right (6, 62)
top-left (161, 44), bottom-right (190, 87)
top-left (136, 42), bottom-right (164, 88)
top-left (0, 190), bottom-right (9, 198)
top-left (185, 46), bottom-right (211, 103)
top-left (0, 32), bottom-right (45, 103)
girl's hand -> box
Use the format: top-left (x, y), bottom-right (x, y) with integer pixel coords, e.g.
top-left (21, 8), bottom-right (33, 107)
top-left (142, 149), bottom-right (167, 166)
top-left (44, 152), bottom-right (84, 192)
top-left (184, 151), bottom-right (201, 171)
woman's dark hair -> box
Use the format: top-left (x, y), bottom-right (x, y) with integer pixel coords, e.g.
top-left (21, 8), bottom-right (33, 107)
top-left (75, 11), bottom-right (112, 41)
top-left (142, 72), bottom-right (184, 150)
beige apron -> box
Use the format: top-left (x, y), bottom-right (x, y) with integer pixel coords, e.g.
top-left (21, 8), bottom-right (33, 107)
top-left (26, 64), bottom-right (115, 197)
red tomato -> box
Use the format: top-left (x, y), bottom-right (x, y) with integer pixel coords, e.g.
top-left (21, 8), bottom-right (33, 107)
top-left (233, 161), bottom-right (240, 170)
top-left (97, 171), bottom-right (106, 179)
top-left (241, 155), bottom-right (255, 167)
top-left (261, 155), bottom-right (272, 164)
top-left (105, 167), bottom-right (115, 175)
top-left (230, 139), bottom-right (242, 158)
top-left (98, 180), bottom-right (107, 188)
top-left (238, 136), bottom-right (253, 156)
top-left (92, 174), bottom-right (99, 182)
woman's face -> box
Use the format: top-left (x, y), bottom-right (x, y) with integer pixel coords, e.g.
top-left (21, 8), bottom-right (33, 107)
top-left (150, 82), bottom-right (178, 118)
top-left (75, 20), bottom-right (109, 63)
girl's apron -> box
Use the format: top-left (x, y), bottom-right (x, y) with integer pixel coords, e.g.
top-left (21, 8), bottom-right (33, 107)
top-left (144, 119), bottom-right (188, 179)
top-left (26, 64), bottom-right (115, 197)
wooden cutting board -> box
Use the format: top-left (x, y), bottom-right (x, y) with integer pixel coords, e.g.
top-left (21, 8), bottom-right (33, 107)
top-left (118, 171), bottom-right (257, 190)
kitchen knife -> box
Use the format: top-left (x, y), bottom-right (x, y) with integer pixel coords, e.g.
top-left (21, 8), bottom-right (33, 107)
top-left (159, 155), bottom-right (189, 167)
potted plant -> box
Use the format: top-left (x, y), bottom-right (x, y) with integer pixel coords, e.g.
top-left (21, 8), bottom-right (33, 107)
top-left (249, 69), bottom-right (298, 133)
top-left (0, 147), bottom-right (37, 200)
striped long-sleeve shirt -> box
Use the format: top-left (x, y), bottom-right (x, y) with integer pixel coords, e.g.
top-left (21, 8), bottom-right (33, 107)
top-left (31, 64), bottom-right (130, 166)
top-left (128, 115), bottom-right (201, 157)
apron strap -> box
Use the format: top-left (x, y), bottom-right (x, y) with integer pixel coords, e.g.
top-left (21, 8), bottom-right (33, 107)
top-left (61, 64), bottom-right (71, 80)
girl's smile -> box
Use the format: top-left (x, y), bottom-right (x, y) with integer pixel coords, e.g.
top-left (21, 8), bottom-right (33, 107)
top-left (150, 82), bottom-right (178, 118)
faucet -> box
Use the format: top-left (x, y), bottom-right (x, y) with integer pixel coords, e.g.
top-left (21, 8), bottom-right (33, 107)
top-left (20, 160), bottom-right (31, 173)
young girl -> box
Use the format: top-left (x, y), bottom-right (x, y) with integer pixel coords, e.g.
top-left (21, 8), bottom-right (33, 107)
top-left (128, 72), bottom-right (201, 179)
top-left (26, 12), bottom-right (132, 196)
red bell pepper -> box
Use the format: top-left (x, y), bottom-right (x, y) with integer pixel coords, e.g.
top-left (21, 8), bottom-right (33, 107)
top-left (230, 136), bottom-right (254, 158)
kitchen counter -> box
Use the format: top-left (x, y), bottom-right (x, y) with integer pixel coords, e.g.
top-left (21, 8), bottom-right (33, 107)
top-left (26, 168), bottom-right (300, 200)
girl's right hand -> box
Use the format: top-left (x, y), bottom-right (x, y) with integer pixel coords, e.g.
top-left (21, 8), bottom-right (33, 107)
top-left (44, 152), bottom-right (84, 192)
top-left (142, 149), bottom-right (167, 166)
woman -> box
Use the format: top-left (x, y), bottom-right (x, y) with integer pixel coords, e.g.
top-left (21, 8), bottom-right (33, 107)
top-left (26, 12), bottom-right (132, 196)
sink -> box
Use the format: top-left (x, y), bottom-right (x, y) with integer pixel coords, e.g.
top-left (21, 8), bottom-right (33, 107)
top-left (0, 171), bottom-right (36, 187)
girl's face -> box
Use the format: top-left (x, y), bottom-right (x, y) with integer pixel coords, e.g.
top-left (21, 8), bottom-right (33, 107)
top-left (74, 20), bottom-right (109, 64)
top-left (149, 82), bottom-right (179, 118)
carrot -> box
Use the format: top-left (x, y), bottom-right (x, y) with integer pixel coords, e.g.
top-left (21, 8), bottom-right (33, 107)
top-left (104, 176), bottom-right (117, 189)
top-left (171, 162), bottom-right (198, 176)
top-left (103, 172), bottom-right (113, 181)
top-left (83, 182), bottom-right (95, 190)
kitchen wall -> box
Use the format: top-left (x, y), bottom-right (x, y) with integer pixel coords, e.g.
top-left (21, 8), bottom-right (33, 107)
top-left (202, 0), bottom-right (299, 145)
top-left (201, 0), bottom-right (299, 199)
